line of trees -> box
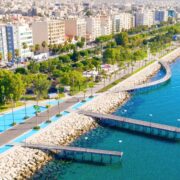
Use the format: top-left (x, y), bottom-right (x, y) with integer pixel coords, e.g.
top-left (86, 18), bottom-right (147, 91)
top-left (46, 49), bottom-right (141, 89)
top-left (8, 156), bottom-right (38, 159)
top-left (0, 69), bottom-right (50, 105)
top-left (1, 23), bottom-right (179, 106)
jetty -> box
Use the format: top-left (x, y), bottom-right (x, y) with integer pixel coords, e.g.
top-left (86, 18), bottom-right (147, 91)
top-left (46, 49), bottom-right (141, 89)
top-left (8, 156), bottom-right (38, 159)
top-left (10, 143), bottom-right (123, 164)
top-left (79, 110), bottom-right (180, 140)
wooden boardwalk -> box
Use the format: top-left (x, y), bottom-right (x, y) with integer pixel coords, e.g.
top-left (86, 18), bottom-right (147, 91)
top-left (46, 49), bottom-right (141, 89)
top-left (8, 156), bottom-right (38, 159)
top-left (112, 61), bottom-right (171, 92)
top-left (79, 110), bottom-right (180, 139)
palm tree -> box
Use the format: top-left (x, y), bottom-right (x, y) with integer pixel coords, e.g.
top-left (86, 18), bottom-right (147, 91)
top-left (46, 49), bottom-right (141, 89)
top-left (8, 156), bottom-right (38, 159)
top-left (29, 45), bottom-right (35, 54)
top-left (1, 85), bottom-right (6, 105)
top-left (58, 44), bottom-right (63, 53)
top-left (83, 89), bottom-right (87, 102)
top-left (15, 49), bottom-right (20, 67)
top-left (48, 44), bottom-right (53, 53)
top-left (33, 104), bottom-right (41, 130)
top-left (23, 96), bottom-right (29, 120)
top-left (101, 70), bottom-right (107, 87)
top-left (35, 44), bottom-right (40, 54)
top-left (0, 52), bottom-right (2, 64)
top-left (88, 82), bottom-right (94, 97)
top-left (41, 41), bottom-right (47, 53)
top-left (109, 74), bottom-right (112, 82)
top-left (10, 94), bottom-right (16, 126)
top-left (56, 85), bottom-right (62, 117)
top-left (22, 42), bottom-right (28, 59)
top-left (7, 52), bottom-right (12, 62)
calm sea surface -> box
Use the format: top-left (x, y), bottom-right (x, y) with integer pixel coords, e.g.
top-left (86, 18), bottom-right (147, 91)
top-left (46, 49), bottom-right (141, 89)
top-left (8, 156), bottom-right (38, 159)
top-left (37, 58), bottom-right (180, 180)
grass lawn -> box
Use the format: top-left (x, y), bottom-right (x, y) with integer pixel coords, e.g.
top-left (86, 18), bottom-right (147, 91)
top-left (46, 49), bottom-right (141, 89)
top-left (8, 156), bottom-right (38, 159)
top-left (0, 102), bottom-right (24, 113)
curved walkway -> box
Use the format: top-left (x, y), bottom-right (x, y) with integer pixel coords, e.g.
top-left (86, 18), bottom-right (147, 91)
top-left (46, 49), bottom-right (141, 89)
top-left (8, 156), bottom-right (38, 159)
top-left (113, 61), bottom-right (171, 93)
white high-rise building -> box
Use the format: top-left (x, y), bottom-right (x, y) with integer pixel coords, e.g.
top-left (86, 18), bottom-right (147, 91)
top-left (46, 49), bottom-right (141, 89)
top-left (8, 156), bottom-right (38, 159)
top-left (86, 16), bottom-right (101, 41)
top-left (13, 24), bottom-right (33, 59)
top-left (0, 25), bottom-right (8, 64)
top-left (135, 10), bottom-right (154, 27)
top-left (112, 13), bottom-right (134, 33)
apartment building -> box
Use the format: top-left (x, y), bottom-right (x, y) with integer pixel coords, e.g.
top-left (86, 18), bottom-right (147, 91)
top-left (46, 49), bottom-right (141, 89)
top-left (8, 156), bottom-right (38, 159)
top-left (155, 10), bottom-right (168, 23)
top-left (32, 20), bottom-right (65, 46)
top-left (86, 16), bottom-right (101, 41)
top-left (112, 13), bottom-right (134, 33)
top-left (13, 24), bottom-right (33, 59)
top-left (135, 10), bottom-right (154, 27)
top-left (100, 15), bottom-right (112, 36)
top-left (6, 25), bottom-right (16, 59)
top-left (0, 25), bottom-right (8, 64)
top-left (65, 18), bottom-right (86, 39)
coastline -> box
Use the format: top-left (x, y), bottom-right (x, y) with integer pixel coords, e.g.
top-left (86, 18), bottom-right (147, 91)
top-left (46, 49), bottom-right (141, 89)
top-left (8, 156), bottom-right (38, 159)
top-left (0, 47), bottom-right (179, 179)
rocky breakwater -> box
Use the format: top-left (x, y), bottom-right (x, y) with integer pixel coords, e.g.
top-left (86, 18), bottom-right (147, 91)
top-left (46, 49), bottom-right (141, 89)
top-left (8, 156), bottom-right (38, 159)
top-left (0, 113), bottom-right (97, 179)
top-left (27, 113), bottom-right (97, 146)
top-left (161, 47), bottom-right (180, 63)
top-left (0, 147), bottom-right (52, 179)
top-left (81, 92), bottom-right (130, 114)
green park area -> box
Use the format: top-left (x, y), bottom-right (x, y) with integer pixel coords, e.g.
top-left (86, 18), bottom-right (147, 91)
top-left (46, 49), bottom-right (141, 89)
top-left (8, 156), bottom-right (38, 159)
top-left (0, 23), bottom-right (180, 111)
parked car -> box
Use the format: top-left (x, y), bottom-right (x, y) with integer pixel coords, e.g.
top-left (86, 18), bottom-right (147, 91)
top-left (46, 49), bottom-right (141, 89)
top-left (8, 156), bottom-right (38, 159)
top-left (6, 62), bottom-right (14, 67)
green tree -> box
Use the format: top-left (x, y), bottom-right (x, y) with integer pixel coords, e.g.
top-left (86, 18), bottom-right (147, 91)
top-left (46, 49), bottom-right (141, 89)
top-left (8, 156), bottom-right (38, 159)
top-left (35, 44), bottom-right (40, 54)
top-left (103, 48), bottom-right (116, 64)
top-left (88, 82), bottom-right (94, 97)
top-left (76, 41), bottom-right (84, 48)
top-left (0, 70), bottom-right (25, 104)
top-left (22, 42), bottom-right (28, 58)
top-left (28, 61), bottom-right (40, 74)
top-left (71, 49), bottom-right (80, 62)
top-left (15, 67), bottom-right (28, 75)
top-left (42, 41), bottom-right (47, 52)
top-left (7, 52), bottom-right (12, 62)
top-left (33, 74), bottom-right (50, 100)
top-left (95, 35), bottom-right (112, 44)
top-left (29, 45), bottom-right (35, 54)
top-left (10, 93), bottom-right (16, 126)
top-left (115, 32), bottom-right (129, 46)
top-left (15, 49), bottom-right (20, 65)
top-left (0, 52), bottom-right (3, 63)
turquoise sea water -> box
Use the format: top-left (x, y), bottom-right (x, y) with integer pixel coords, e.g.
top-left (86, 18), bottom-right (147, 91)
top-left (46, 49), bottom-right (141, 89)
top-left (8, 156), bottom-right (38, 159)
top-left (38, 58), bottom-right (180, 180)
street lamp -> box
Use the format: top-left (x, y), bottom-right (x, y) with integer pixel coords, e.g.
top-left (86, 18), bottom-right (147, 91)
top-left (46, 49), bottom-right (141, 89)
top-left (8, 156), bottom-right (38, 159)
top-left (56, 86), bottom-right (62, 118)
top-left (24, 96), bottom-right (29, 120)
top-left (57, 88), bottom-right (61, 114)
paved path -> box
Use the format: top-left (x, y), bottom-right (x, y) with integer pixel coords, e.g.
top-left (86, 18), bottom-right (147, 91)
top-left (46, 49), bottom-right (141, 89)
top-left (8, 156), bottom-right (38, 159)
top-left (112, 61), bottom-right (171, 92)
top-left (0, 97), bottom-right (81, 147)
top-left (80, 59), bottom-right (152, 97)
